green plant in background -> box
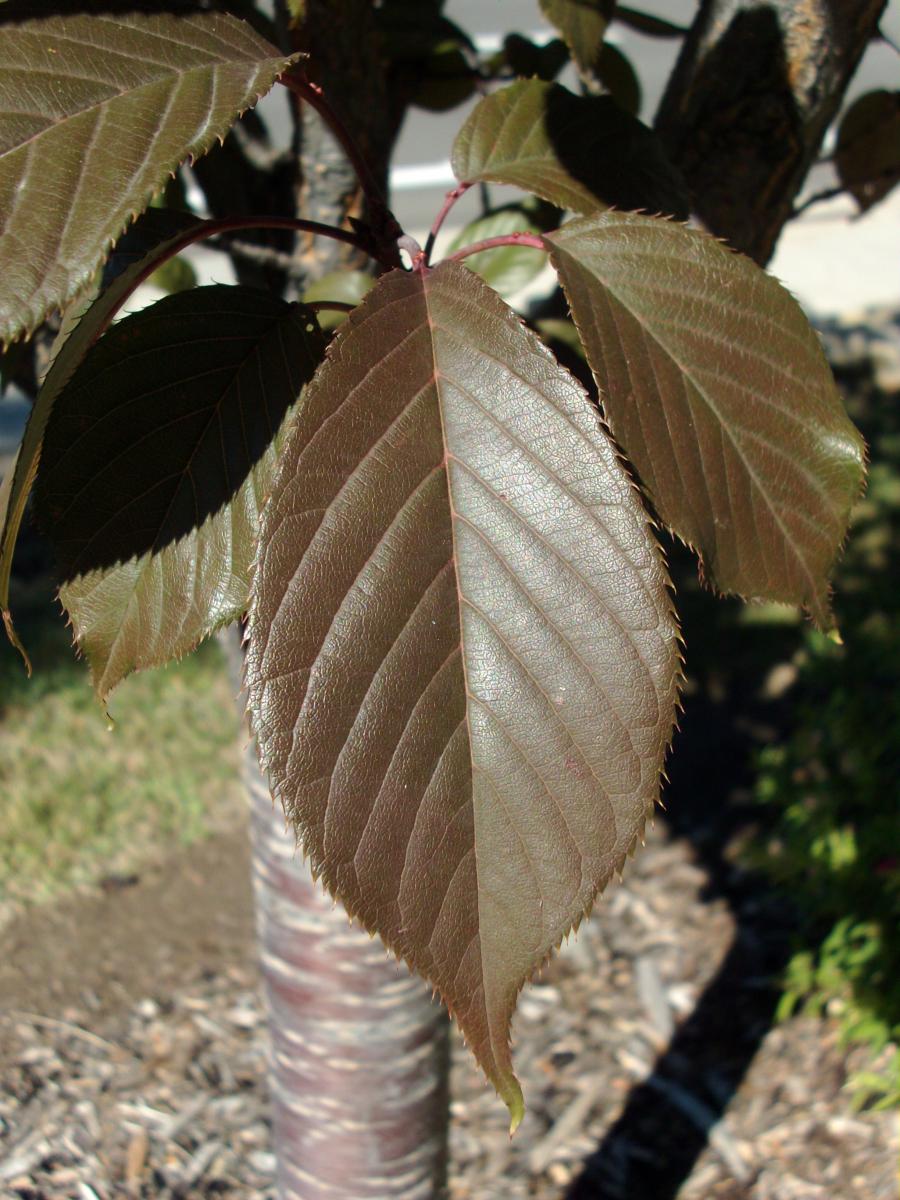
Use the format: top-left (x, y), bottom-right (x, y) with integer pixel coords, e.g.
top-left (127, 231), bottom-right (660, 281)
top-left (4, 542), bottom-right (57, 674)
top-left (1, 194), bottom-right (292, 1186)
top-left (751, 379), bottom-right (900, 1109)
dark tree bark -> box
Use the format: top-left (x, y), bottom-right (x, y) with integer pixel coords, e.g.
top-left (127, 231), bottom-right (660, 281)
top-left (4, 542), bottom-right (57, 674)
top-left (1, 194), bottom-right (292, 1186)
top-left (655, 0), bottom-right (886, 264)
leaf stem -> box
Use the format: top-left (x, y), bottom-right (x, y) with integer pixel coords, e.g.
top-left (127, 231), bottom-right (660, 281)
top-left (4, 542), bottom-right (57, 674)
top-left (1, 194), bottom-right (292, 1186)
top-left (281, 69), bottom-right (402, 249)
top-left (447, 232), bottom-right (548, 263)
top-left (424, 182), bottom-right (474, 265)
top-left (208, 214), bottom-right (389, 263)
top-left (91, 215), bottom-right (387, 349)
top-left (306, 300), bottom-right (356, 316)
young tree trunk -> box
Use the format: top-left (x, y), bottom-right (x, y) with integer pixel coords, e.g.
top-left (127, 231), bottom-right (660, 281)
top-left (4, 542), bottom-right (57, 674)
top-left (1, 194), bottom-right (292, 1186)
top-left (245, 742), bottom-right (450, 1200)
top-left (228, 7), bottom-right (451, 1198)
top-left (655, 0), bottom-right (887, 264)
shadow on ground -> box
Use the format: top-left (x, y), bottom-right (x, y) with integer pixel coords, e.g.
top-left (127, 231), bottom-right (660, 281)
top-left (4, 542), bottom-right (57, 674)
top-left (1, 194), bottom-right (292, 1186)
top-left (568, 359), bottom-right (900, 1197)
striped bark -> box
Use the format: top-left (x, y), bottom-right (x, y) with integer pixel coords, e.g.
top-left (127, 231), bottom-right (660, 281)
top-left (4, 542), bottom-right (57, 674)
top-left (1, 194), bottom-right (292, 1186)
top-left (244, 743), bottom-right (450, 1199)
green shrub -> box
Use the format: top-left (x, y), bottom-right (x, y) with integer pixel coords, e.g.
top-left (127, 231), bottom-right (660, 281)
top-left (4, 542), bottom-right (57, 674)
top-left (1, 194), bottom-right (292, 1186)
top-left (752, 375), bottom-right (900, 1108)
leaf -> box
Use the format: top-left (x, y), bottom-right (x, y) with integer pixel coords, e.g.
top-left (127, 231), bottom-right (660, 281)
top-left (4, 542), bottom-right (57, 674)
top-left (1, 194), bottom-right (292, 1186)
top-left (546, 211), bottom-right (867, 624)
top-left (595, 43), bottom-right (642, 117)
top-left (0, 1), bottom-right (297, 344)
top-left (539, 0), bottom-right (613, 75)
top-left (245, 261), bottom-right (680, 1123)
top-left (835, 90), bottom-right (900, 213)
top-left (614, 5), bottom-right (688, 37)
top-left (451, 80), bottom-right (688, 219)
top-left (0, 209), bottom-right (208, 659)
top-left (303, 271), bottom-right (374, 329)
top-left (447, 206), bottom-right (548, 298)
top-left (502, 34), bottom-right (570, 82)
top-left (33, 286), bottom-right (324, 702)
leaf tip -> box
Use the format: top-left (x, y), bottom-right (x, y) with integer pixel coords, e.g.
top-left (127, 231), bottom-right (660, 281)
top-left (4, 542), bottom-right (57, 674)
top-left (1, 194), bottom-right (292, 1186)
top-left (2, 608), bottom-right (32, 676)
top-left (505, 1079), bottom-right (525, 1135)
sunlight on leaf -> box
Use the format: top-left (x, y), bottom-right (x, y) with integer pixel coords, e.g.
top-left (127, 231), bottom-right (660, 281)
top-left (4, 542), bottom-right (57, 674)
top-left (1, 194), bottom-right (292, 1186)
top-left (0, 2), bottom-right (297, 344)
top-left (547, 211), bottom-right (866, 624)
top-left (451, 80), bottom-right (687, 219)
top-left (246, 262), bottom-right (680, 1122)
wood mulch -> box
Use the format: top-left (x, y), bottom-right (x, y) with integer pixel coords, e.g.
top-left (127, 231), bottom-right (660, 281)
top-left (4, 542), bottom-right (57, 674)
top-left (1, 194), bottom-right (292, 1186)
top-left (0, 818), bottom-right (896, 1199)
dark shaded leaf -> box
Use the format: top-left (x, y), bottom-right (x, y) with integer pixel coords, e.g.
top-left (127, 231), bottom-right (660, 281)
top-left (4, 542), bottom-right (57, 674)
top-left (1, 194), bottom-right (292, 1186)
top-left (835, 90), bottom-right (900, 213)
top-left (34, 286), bottom-right (324, 700)
top-left (0, 2), bottom-right (296, 344)
top-left (502, 34), bottom-right (570, 82)
top-left (375, 3), bottom-right (474, 60)
top-left (412, 42), bottom-right (477, 112)
top-left (539, 0), bottom-right (613, 74)
top-left (447, 205), bottom-right (549, 298)
top-left (0, 210), bottom-right (207, 661)
top-left (451, 80), bottom-right (688, 219)
top-left (614, 5), bottom-right (688, 37)
top-left (596, 43), bottom-right (642, 116)
top-left (547, 212), bottom-right (866, 624)
top-left (246, 261), bottom-right (680, 1123)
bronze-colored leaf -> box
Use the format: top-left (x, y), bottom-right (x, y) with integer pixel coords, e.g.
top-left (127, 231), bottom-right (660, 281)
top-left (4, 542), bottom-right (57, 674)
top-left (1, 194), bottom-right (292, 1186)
top-left (539, 0), bottom-right (613, 75)
top-left (0, 2), bottom-right (296, 344)
top-left (451, 79), bottom-right (688, 219)
top-left (246, 262), bottom-right (680, 1123)
top-left (547, 211), bottom-right (866, 624)
top-left (34, 286), bottom-right (324, 700)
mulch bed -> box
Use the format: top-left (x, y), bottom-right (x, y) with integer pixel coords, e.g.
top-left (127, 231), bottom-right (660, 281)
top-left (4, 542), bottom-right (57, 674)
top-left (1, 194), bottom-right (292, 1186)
top-left (1, 820), bottom-right (896, 1199)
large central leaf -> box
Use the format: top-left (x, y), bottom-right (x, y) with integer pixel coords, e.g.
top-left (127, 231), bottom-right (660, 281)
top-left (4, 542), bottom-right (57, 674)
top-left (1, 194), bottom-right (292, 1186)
top-left (0, 2), bottom-right (296, 344)
top-left (246, 262), bottom-right (680, 1121)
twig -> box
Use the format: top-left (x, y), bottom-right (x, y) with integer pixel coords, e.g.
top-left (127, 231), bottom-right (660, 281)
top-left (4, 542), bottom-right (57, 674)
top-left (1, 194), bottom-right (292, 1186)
top-left (306, 300), bottom-right (356, 316)
top-left (208, 236), bottom-right (309, 282)
top-left (789, 184), bottom-right (847, 218)
top-left (281, 70), bottom-right (389, 219)
top-left (424, 182), bottom-right (474, 264)
top-left (447, 232), bottom-right (548, 262)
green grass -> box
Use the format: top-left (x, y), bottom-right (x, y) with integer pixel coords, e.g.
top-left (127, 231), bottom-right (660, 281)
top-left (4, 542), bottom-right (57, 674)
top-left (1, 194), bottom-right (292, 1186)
top-left (0, 570), bottom-right (244, 907)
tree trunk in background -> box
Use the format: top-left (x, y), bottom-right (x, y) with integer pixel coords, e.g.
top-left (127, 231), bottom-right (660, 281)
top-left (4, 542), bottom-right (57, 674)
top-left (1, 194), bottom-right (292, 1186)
top-left (655, 0), bottom-right (886, 264)
top-left (224, 5), bottom-right (450, 1197)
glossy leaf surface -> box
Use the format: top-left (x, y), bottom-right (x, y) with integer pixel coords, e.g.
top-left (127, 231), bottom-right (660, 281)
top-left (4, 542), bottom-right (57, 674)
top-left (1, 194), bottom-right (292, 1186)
top-left (451, 80), bottom-right (687, 219)
top-left (539, 0), bottom-right (613, 75)
top-left (547, 212), bottom-right (866, 624)
top-left (246, 261), bottom-right (680, 1122)
top-left (34, 286), bottom-right (324, 700)
top-left (0, 210), bottom-right (209, 661)
top-left (0, 2), bottom-right (295, 344)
